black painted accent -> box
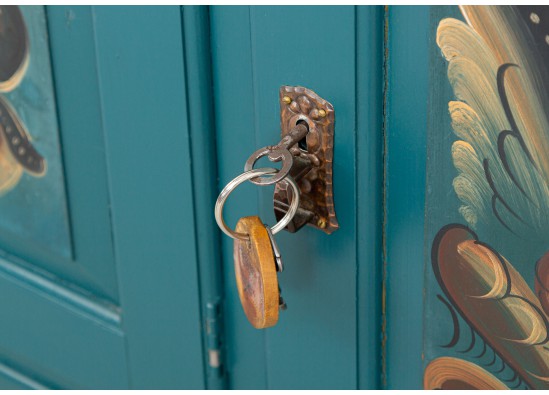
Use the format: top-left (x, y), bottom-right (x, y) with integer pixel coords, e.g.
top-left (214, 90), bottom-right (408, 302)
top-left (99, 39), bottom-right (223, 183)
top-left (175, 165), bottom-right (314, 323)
top-left (0, 6), bottom-right (28, 86)
top-left (0, 96), bottom-right (45, 175)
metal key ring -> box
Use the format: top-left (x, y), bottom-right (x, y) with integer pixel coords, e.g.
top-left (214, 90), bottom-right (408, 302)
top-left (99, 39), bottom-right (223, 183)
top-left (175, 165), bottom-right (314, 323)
top-left (244, 147), bottom-right (293, 186)
top-left (215, 167), bottom-right (300, 241)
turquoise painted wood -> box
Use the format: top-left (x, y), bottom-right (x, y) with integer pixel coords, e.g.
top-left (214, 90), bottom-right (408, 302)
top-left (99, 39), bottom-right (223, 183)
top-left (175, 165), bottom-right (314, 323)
top-left (0, 6), bottom-right (127, 389)
top-left (0, 5), bottom-right (217, 389)
top-left (210, 5), bottom-right (383, 389)
top-left (180, 6), bottom-right (226, 390)
top-left (383, 5), bottom-right (549, 390)
top-left (356, 7), bottom-right (384, 389)
top-left (0, 7), bottom-right (72, 263)
top-left (92, 6), bottom-right (206, 389)
top-left (383, 6), bottom-right (430, 390)
top-left (0, 5), bottom-right (386, 389)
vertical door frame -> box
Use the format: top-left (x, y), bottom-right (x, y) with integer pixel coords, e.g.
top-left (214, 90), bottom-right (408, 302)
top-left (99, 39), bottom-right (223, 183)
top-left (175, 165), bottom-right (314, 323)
top-left (383, 5), bottom-right (430, 390)
top-left (92, 6), bottom-right (209, 388)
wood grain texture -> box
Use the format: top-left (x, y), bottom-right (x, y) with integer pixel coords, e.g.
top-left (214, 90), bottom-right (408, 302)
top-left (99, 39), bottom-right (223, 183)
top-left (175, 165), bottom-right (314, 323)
top-left (234, 216), bottom-right (279, 329)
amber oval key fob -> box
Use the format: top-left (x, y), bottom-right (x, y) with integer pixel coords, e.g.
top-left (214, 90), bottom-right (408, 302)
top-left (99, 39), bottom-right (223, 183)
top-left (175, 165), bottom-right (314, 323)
top-left (233, 216), bottom-right (279, 329)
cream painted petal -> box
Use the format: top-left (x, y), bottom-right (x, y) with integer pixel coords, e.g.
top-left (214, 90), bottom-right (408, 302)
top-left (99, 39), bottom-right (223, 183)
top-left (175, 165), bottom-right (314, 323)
top-left (437, 14), bottom-right (549, 234)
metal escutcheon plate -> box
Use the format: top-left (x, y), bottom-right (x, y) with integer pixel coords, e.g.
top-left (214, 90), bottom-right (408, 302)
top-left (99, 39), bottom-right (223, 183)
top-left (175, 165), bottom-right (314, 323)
top-left (275, 86), bottom-right (339, 234)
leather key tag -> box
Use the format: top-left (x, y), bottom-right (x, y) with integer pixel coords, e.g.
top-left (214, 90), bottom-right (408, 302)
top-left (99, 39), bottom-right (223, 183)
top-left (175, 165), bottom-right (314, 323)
top-left (233, 216), bottom-right (279, 329)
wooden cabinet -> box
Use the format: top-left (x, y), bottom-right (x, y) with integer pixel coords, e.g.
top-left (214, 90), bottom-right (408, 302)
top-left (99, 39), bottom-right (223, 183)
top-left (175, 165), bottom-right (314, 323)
top-left (1, 5), bottom-right (544, 390)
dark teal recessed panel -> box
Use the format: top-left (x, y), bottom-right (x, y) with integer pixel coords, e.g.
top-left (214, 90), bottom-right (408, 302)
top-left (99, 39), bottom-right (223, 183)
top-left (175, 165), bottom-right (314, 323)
top-left (47, 5), bottom-right (119, 302)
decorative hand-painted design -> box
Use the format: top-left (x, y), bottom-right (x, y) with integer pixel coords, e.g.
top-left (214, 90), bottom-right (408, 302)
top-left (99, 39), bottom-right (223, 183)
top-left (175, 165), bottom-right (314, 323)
top-left (0, 6), bottom-right (29, 92)
top-left (0, 6), bottom-right (46, 193)
top-left (425, 5), bottom-right (549, 390)
top-left (425, 356), bottom-right (508, 390)
top-left (0, 6), bottom-right (71, 259)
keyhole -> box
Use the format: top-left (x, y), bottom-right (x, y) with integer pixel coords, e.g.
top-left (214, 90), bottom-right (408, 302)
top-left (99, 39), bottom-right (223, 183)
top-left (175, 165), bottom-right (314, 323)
top-left (297, 120), bottom-right (309, 151)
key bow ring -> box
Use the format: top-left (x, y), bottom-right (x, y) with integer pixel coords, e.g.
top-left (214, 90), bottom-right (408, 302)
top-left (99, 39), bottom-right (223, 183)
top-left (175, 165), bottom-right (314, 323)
top-left (214, 167), bottom-right (300, 241)
top-left (244, 146), bottom-right (293, 186)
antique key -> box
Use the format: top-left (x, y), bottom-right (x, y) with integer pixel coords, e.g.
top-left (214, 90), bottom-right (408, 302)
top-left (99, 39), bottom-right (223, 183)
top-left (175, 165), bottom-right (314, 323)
top-left (233, 216), bottom-right (281, 329)
top-left (215, 86), bottom-right (338, 329)
top-left (215, 168), bottom-right (300, 328)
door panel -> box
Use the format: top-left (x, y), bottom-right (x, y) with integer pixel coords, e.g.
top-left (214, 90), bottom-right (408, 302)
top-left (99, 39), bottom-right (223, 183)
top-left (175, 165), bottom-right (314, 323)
top-left (91, 5), bottom-right (206, 389)
top-left (0, 5), bottom-right (127, 388)
top-left (0, 255), bottom-right (126, 389)
top-left (0, 5), bottom-right (386, 389)
top-left (211, 6), bottom-right (383, 389)
top-left (47, 6), bottom-right (120, 303)
top-left (0, 6), bottom-right (120, 303)
top-left (0, 5), bottom-right (208, 389)
top-left (0, 7), bottom-right (71, 261)
top-left (386, 5), bottom-right (549, 390)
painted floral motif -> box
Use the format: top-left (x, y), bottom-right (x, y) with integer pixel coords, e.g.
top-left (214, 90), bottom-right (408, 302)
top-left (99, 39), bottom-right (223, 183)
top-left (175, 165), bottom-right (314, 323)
top-left (426, 6), bottom-right (549, 390)
top-left (0, 5), bottom-right (45, 195)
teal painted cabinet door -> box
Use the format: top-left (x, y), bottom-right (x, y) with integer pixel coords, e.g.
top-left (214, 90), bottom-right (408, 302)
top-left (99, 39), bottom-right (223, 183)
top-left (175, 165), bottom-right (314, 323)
top-left (385, 5), bottom-right (549, 390)
top-left (0, 6), bottom-right (207, 389)
top-left (210, 6), bottom-right (383, 389)
top-left (0, 5), bottom-right (385, 389)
